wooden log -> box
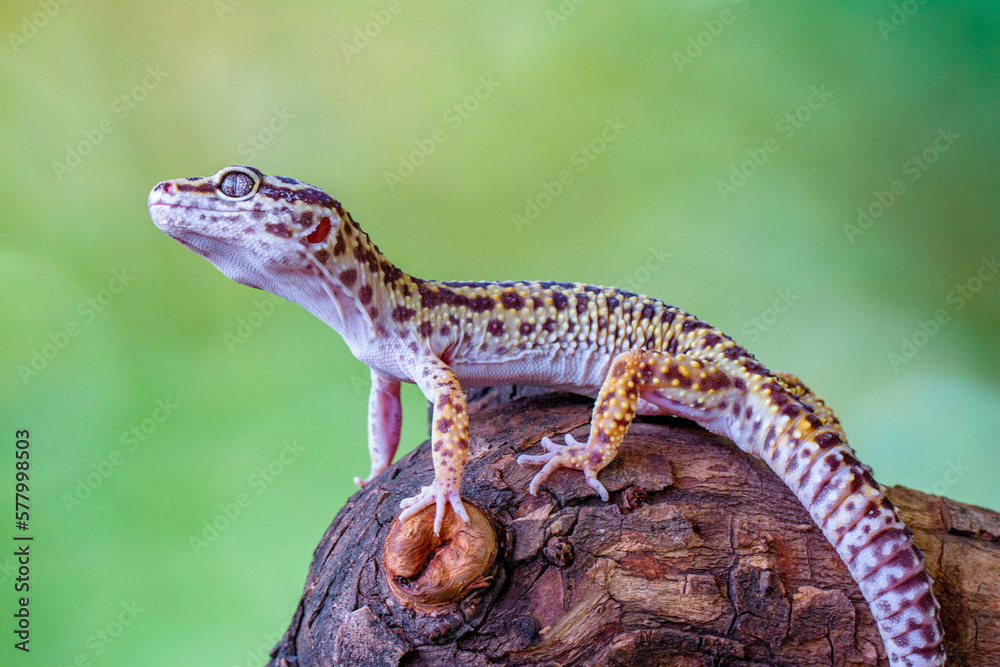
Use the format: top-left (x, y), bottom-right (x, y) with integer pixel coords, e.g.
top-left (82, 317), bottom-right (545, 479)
top-left (267, 387), bottom-right (1000, 666)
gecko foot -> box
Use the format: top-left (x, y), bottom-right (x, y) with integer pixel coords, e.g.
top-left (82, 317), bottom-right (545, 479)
top-left (399, 483), bottom-right (470, 535)
top-left (516, 434), bottom-right (609, 501)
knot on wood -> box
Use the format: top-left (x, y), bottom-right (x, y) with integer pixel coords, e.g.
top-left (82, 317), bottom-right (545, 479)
top-left (383, 502), bottom-right (497, 615)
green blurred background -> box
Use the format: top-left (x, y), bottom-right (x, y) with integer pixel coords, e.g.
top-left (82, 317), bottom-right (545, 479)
top-left (2, 1), bottom-right (998, 664)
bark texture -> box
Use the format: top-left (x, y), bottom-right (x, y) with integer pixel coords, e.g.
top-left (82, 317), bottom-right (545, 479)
top-left (267, 387), bottom-right (1000, 666)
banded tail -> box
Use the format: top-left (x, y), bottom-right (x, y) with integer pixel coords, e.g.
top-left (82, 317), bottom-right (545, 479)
top-left (740, 406), bottom-right (946, 665)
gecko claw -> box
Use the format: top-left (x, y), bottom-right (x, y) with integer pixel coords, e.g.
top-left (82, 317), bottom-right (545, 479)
top-left (585, 472), bottom-right (610, 501)
top-left (399, 484), bottom-right (469, 535)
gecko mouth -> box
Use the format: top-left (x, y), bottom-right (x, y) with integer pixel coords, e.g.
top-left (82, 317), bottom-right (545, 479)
top-left (148, 201), bottom-right (266, 215)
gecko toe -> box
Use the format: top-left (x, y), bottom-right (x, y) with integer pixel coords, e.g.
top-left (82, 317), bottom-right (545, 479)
top-left (517, 452), bottom-right (557, 466)
top-left (449, 493), bottom-right (470, 524)
top-left (433, 496), bottom-right (447, 535)
top-left (585, 472), bottom-right (610, 501)
top-left (399, 485), bottom-right (434, 516)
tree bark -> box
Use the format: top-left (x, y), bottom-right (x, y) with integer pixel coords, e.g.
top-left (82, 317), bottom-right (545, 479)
top-left (267, 387), bottom-right (1000, 666)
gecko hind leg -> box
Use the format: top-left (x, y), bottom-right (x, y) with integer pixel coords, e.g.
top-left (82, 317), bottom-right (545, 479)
top-left (518, 349), bottom-right (733, 499)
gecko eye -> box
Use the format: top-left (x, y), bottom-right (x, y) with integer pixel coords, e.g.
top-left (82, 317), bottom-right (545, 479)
top-left (218, 169), bottom-right (257, 199)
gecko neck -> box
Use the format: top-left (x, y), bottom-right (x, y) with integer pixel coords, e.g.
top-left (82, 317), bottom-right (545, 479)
top-left (286, 211), bottom-right (415, 356)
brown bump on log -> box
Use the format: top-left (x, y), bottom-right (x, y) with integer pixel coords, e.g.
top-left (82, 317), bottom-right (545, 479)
top-left (618, 485), bottom-right (647, 514)
top-left (383, 503), bottom-right (497, 615)
top-left (544, 536), bottom-right (575, 568)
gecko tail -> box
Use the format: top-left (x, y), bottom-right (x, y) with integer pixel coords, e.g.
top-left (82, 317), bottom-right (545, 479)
top-left (739, 407), bottom-right (946, 666)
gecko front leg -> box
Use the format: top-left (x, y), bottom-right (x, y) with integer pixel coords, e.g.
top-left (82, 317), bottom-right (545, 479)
top-left (354, 368), bottom-right (402, 488)
top-left (398, 356), bottom-right (471, 535)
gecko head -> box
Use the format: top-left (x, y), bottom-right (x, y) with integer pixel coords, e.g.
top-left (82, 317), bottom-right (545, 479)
top-left (148, 165), bottom-right (348, 292)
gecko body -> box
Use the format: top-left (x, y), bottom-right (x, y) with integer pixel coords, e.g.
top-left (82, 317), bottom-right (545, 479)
top-left (148, 166), bottom-right (945, 666)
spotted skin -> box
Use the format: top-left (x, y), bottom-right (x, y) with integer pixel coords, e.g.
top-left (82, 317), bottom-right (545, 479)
top-left (148, 166), bottom-right (944, 666)
top-left (774, 370), bottom-right (846, 440)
